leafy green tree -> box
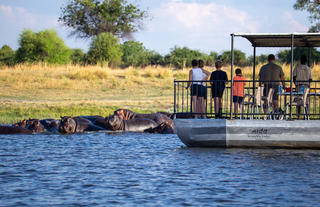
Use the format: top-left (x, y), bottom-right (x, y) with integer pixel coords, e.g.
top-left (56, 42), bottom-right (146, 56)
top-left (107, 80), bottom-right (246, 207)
top-left (218, 49), bottom-right (248, 66)
top-left (294, 0), bottom-right (320, 32)
top-left (15, 29), bottom-right (71, 64)
top-left (203, 51), bottom-right (218, 66)
top-left (167, 46), bottom-right (206, 69)
top-left (87, 32), bottom-right (122, 67)
top-left (59, 0), bottom-right (148, 39)
top-left (147, 50), bottom-right (164, 66)
top-left (0, 45), bottom-right (15, 66)
top-left (248, 54), bottom-right (268, 65)
top-left (70, 48), bottom-right (86, 65)
top-left (277, 47), bottom-right (320, 64)
top-left (121, 40), bottom-right (149, 67)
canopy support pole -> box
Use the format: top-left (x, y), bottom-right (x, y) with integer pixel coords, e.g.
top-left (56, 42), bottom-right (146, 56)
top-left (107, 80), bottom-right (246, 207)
top-left (290, 34), bottom-right (294, 120)
top-left (308, 47), bottom-right (311, 67)
top-left (252, 46), bottom-right (256, 119)
top-left (230, 34), bottom-right (234, 119)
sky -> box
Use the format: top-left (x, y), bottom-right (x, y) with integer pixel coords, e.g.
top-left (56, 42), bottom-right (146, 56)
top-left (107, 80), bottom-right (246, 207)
top-left (0, 0), bottom-right (311, 56)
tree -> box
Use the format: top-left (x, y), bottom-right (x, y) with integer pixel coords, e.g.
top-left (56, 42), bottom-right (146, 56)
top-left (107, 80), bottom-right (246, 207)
top-left (59, 0), bottom-right (148, 39)
top-left (277, 47), bottom-right (320, 64)
top-left (0, 45), bottom-right (15, 66)
top-left (15, 29), bottom-right (71, 64)
top-left (70, 48), bottom-right (86, 65)
top-left (218, 49), bottom-right (248, 66)
top-left (166, 46), bottom-right (206, 69)
top-left (147, 50), bottom-right (164, 66)
top-left (121, 40), bottom-right (149, 67)
top-left (294, 0), bottom-right (320, 32)
top-left (87, 32), bottom-right (122, 67)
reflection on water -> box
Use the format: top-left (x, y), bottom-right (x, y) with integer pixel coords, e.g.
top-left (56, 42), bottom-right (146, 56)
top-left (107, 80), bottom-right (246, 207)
top-left (1, 133), bottom-right (320, 206)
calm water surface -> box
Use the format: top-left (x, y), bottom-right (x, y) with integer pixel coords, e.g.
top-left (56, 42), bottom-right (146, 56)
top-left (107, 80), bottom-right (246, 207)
top-left (0, 133), bottom-right (320, 206)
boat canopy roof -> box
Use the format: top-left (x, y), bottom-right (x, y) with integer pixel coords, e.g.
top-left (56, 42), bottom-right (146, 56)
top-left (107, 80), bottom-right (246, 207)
top-left (233, 33), bottom-right (320, 47)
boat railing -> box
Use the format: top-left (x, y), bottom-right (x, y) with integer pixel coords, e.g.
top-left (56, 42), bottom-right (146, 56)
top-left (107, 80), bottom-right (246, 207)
top-left (173, 80), bottom-right (320, 120)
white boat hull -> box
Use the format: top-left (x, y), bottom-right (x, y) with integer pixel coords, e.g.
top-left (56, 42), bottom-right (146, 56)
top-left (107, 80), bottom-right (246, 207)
top-left (174, 119), bottom-right (320, 148)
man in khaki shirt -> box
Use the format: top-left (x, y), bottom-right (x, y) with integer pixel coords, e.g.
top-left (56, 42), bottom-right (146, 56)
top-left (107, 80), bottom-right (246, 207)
top-left (293, 55), bottom-right (312, 92)
top-left (293, 55), bottom-right (312, 119)
top-left (259, 54), bottom-right (286, 113)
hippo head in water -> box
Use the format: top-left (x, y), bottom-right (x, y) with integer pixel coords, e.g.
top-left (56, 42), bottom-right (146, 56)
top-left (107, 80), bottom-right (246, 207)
top-left (113, 109), bottom-right (136, 120)
top-left (13, 119), bottom-right (28, 128)
top-left (27, 119), bottom-right (45, 133)
top-left (105, 115), bottom-right (123, 131)
top-left (59, 116), bottom-right (76, 134)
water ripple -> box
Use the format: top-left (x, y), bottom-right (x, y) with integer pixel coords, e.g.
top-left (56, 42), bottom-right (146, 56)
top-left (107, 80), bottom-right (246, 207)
top-left (0, 133), bottom-right (320, 206)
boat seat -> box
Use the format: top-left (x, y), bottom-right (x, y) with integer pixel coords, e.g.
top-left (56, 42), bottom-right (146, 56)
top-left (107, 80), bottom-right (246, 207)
top-left (286, 88), bottom-right (309, 120)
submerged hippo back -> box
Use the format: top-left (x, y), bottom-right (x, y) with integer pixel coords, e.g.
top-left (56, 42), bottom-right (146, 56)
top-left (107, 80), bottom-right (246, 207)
top-left (73, 117), bottom-right (105, 132)
top-left (123, 118), bottom-right (158, 132)
top-left (0, 125), bottom-right (32, 134)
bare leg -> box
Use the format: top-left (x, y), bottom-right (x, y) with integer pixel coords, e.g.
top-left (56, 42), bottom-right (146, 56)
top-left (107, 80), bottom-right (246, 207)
top-left (197, 96), bottom-right (202, 117)
top-left (234, 102), bottom-right (238, 118)
top-left (273, 100), bottom-right (278, 112)
top-left (297, 106), bottom-right (301, 120)
top-left (192, 96), bottom-right (198, 117)
top-left (199, 97), bottom-right (206, 118)
top-left (214, 97), bottom-right (219, 117)
top-left (219, 98), bottom-right (223, 118)
top-left (201, 97), bottom-right (206, 114)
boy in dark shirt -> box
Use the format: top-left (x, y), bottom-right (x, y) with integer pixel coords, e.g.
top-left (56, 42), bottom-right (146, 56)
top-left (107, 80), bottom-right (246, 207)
top-left (210, 60), bottom-right (228, 118)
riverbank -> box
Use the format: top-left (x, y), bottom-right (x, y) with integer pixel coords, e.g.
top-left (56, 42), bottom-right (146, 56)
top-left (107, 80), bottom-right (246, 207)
top-left (1, 63), bottom-right (318, 123)
top-left (0, 64), bottom-right (185, 123)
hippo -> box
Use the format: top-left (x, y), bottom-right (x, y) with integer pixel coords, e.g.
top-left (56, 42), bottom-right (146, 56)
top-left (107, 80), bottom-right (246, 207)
top-left (13, 119), bottom-right (28, 128)
top-left (174, 112), bottom-right (195, 119)
top-left (40, 119), bottom-right (61, 133)
top-left (27, 119), bottom-right (45, 133)
top-left (114, 109), bottom-right (173, 125)
top-left (114, 109), bottom-right (175, 133)
top-left (113, 109), bottom-right (136, 120)
top-left (0, 125), bottom-right (32, 134)
top-left (158, 112), bottom-right (173, 119)
top-left (76, 116), bottom-right (107, 129)
top-left (145, 121), bottom-right (175, 134)
top-left (59, 116), bottom-right (105, 134)
top-left (106, 115), bottom-right (158, 132)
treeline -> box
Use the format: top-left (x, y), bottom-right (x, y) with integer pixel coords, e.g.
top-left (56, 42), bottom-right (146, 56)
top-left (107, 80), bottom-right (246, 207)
top-left (1, 29), bottom-right (320, 68)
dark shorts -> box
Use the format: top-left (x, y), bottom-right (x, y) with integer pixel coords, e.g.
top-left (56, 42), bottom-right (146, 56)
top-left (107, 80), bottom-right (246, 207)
top-left (233, 96), bottom-right (244, 103)
top-left (263, 84), bottom-right (279, 101)
top-left (211, 87), bottom-right (225, 98)
top-left (191, 84), bottom-right (207, 98)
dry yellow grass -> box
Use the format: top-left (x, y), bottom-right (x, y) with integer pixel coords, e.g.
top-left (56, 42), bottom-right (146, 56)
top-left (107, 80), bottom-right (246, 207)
top-left (0, 63), bottom-right (318, 123)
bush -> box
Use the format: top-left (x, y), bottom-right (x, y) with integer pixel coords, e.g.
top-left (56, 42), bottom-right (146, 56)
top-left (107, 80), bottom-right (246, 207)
top-left (15, 29), bottom-right (71, 64)
top-left (70, 49), bottom-right (86, 65)
top-left (87, 32), bottom-right (122, 67)
top-left (218, 49), bottom-right (249, 66)
top-left (0, 45), bottom-right (15, 66)
top-left (121, 40), bottom-right (149, 67)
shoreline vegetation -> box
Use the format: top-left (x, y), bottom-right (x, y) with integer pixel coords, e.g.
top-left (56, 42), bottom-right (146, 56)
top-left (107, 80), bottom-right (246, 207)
top-left (1, 63), bottom-right (320, 124)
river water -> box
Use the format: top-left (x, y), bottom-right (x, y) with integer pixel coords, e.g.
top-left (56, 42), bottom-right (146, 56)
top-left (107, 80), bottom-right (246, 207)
top-left (0, 133), bottom-right (320, 206)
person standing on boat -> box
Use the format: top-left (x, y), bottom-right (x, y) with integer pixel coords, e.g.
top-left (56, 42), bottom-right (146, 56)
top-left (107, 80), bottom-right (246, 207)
top-left (198, 59), bottom-right (211, 118)
top-left (233, 68), bottom-right (246, 118)
top-left (293, 55), bottom-right (312, 92)
top-left (210, 60), bottom-right (228, 118)
top-left (259, 54), bottom-right (286, 113)
top-left (293, 55), bottom-right (312, 119)
top-left (187, 59), bottom-right (210, 118)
